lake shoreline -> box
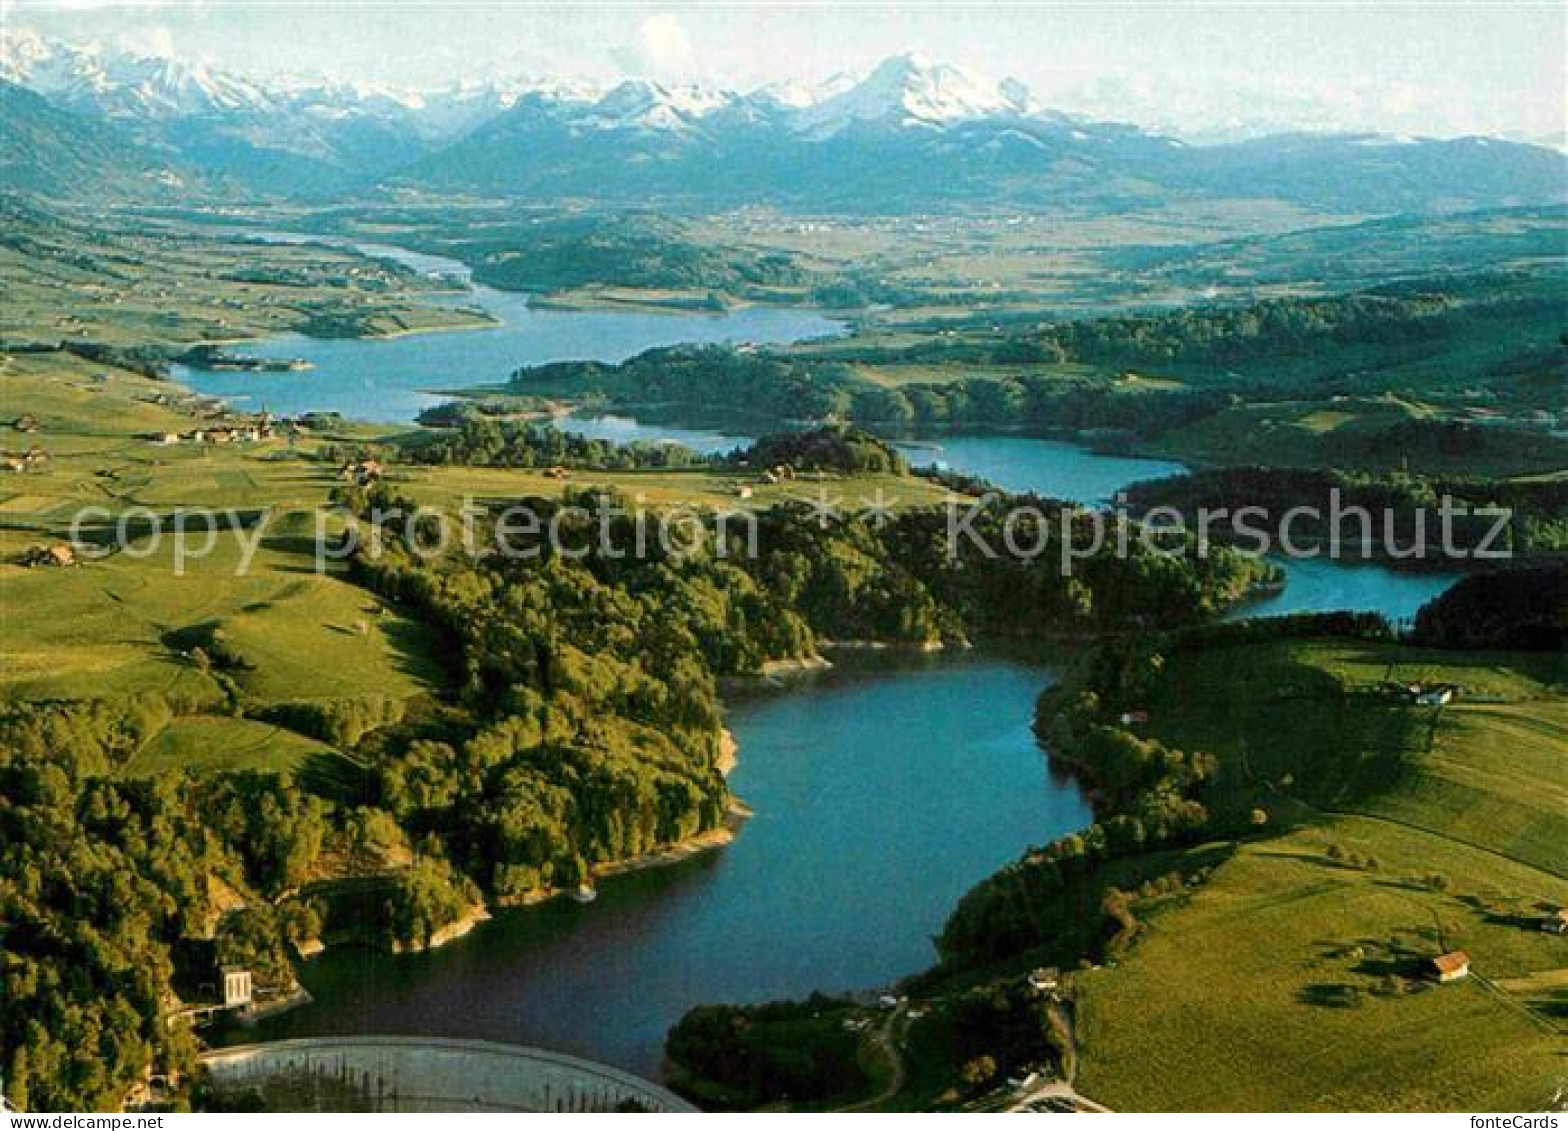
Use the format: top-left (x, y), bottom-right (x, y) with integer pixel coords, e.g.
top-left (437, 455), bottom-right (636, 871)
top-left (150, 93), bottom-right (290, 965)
top-left (217, 722), bottom-right (752, 1040)
top-left (237, 651), bottom-right (1094, 1077)
top-left (182, 234), bottom-right (1463, 1074)
top-left (495, 724), bottom-right (751, 909)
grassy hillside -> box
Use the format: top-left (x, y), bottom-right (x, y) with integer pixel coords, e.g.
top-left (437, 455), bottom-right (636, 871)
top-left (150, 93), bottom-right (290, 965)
top-left (0, 341), bottom-right (956, 776)
top-left (1066, 638), bottom-right (1567, 1111)
top-left (0, 351), bottom-right (448, 778)
top-left (1074, 818), bottom-right (1565, 1110)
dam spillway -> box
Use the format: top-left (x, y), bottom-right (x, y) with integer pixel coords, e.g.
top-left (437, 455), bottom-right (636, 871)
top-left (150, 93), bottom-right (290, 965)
top-left (200, 1036), bottom-right (697, 1112)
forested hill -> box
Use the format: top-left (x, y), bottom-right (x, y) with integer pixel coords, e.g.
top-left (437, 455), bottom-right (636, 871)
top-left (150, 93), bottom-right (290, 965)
top-left (314, 210), bottom-right (809, 296)
top-left (505, 275), bottom-right (1568, 476)
top-left (0, 81), bottom-right (210, 201)
top-left (1, 466), bottom-right (1267, 1110)
top-left (1122, 468), bottom-right (1568, 562)
top-left (1413, 563), bottom-right (1568, 650)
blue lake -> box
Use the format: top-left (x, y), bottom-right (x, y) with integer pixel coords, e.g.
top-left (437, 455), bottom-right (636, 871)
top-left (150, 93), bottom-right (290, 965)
top-left (204, 238), bottom-right (1460, 1077)
top-left (245, 653), bottom-right (1088, 1075)
top-left (562, 419), bottom-right (1190, 507)
top-left (177, 236), bottom-right (844, 423)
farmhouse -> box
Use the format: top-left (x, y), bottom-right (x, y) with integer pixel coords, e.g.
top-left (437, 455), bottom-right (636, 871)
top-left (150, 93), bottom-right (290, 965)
top-left (21, 543), bottom-right (77, 568)
top-left (1541, 909), bottom-right (1568, 935)
top-left (1391, 681), bottom-right (1460, 706)
top-left (1428, 951), bottom-right (1471, 983)
top-left (339, 459), bottom-right (386, 486)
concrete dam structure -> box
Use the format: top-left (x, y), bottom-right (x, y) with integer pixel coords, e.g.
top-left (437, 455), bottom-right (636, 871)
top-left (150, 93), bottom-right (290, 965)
top-left (201, 1036), bottom-right (697, 1112)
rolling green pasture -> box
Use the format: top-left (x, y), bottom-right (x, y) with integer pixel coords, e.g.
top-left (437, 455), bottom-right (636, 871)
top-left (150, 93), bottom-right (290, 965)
top-left (1070, 639), bottom-right (1568, 1110)
top-left (125, 715), bottom-right (341, 777)
top-left (1074, 819), bottom-right (1567, 1111)
top-left (1, 344), bottom-right (961, 779)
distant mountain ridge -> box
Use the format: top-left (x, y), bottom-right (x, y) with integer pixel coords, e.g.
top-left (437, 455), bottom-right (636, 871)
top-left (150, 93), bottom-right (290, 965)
top-left (1, 30), bottom-right (524, 195)
top-left (2, 29), bottom-right (1564, 213)
top-left (0, 79), bottom-right (210, 200)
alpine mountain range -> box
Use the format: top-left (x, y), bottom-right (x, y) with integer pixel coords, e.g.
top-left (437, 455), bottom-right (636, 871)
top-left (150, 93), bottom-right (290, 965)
top-left (2, 28), bottom-right (1563, 213)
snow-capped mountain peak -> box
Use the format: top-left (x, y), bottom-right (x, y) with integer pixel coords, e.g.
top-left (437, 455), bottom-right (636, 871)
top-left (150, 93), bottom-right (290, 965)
top-left (583, 79), bottom-right (734, 131)
top-left (0, 27), bottom-right (52, 77)
top-left (795, 52), bottom-right (1033, 136)
top-left (1, 29), bottom-right (274, 118)
top-left (114, 55), bottom-right (275, 117)
top-left (757, 71), bottom-right (857, 109)
top-left (4, 30), bottom-right (1042, 141)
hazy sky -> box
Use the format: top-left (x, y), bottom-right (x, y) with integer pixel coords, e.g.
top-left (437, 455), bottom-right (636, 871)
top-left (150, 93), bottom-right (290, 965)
top-left (8, 1), bottom-right (1566, 141)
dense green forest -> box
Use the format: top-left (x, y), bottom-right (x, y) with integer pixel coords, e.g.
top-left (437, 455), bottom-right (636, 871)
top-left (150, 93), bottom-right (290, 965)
top-left (505, 275), bottom-right (1567, 469)
top-left (393, 413), bottom-right (719, 470)
top-left (1122, 467), bottom-right (1568, 561)
top-left (1412, 563), bottom-right (1568, 650)
top-left (0, 705), bottom-right (461, 1110)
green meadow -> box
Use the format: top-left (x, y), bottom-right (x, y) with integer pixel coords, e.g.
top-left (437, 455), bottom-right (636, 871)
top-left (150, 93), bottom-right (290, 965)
top-left (1069, 638), bottom-right (1567, 1111)
top-left (0, 336), bottom-right (958, 782)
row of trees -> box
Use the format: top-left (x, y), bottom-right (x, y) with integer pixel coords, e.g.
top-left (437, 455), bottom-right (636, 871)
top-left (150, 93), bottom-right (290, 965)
top-left (858, 281), bottom-right (1550, 372)
top-left (735, 426), bottom-right (907, 474)
top-left (397, 415), bottom-right (714, 470)
top-left (398, 417), bottom-right (912, 478)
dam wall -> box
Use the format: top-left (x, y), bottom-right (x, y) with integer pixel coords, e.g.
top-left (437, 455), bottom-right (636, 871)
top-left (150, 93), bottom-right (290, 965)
top-left (201, 1036), bottom-right (697, 1112)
